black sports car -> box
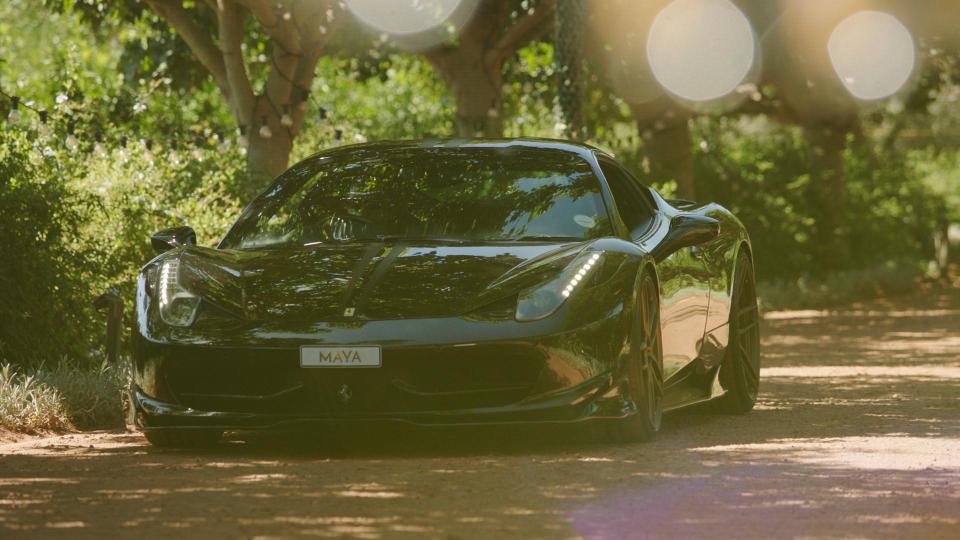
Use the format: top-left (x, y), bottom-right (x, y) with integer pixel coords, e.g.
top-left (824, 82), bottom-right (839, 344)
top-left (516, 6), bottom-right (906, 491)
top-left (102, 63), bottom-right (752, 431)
top-left (132, 139), bottom-right (760, 447)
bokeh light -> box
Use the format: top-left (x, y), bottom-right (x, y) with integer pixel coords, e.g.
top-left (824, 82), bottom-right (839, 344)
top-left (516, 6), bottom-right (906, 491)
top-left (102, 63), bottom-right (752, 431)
top-left (646, 0), bottom-right (756, 102)
top-left (828, 11), bottom-right (915, 101)
top-left (344, 0), bottom-right (478, 51)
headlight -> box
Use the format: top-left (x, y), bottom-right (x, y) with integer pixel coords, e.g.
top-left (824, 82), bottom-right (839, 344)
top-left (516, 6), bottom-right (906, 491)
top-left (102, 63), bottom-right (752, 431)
top-left (155, 258), bottom-right (200, 327)
top-left (516, 251), bottom-right (603, 322)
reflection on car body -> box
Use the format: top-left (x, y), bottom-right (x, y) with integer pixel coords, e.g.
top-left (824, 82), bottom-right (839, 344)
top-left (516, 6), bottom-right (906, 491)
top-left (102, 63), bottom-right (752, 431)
top-left (132, 139), bottom-right (760, 448)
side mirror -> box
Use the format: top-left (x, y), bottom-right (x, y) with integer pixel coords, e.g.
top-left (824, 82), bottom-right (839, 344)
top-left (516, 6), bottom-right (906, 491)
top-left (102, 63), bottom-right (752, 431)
top-left (151, 226), bottom-right (197, 253)
top-left (652, 214), bottom-right (720, 261)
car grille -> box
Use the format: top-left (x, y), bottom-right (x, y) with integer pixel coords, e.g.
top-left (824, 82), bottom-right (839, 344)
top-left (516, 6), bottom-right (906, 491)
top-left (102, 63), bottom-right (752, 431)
top-left (161, 344), bottom-right (546, 415)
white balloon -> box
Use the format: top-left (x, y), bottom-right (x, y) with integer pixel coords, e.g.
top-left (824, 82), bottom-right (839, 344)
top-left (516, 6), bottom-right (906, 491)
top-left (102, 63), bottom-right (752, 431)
top-left (647, 0), bottom-right (756, 102)
top-left (828, 11), bottom-right (915, 101)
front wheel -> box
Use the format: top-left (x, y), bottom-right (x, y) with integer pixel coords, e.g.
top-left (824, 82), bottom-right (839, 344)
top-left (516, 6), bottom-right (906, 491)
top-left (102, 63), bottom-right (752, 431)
top-left (718, 251), bottom-right (761, 414)
top-left (611, 270), bottom-right (664, 443)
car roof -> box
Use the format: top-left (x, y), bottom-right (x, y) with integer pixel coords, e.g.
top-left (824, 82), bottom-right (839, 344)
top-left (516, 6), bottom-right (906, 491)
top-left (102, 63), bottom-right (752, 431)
top-left (306, 138), bottom-right (612, 162)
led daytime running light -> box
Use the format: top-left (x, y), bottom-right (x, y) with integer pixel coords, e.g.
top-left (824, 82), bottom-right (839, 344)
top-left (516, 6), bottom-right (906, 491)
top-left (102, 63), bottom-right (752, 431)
top-left (159, 259), bottom-right (179, 307)
top-left (562, 252), bottom-right (601, 298)
top-left (156, 258), bottom-right (201, 327)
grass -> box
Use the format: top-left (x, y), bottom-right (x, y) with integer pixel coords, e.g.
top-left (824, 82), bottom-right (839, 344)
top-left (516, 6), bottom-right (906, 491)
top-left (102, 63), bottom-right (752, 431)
top-left (0, 360), bottom-right (129, 433)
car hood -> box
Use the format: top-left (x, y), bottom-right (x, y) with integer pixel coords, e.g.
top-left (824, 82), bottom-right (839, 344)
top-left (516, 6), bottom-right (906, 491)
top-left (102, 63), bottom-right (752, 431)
top-left (175, 241), bottom-right (588, 321)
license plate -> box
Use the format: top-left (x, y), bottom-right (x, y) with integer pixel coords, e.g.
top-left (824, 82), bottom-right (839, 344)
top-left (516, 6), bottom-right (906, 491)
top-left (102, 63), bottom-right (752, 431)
top-left (300, 346), bottom-right (381, 368)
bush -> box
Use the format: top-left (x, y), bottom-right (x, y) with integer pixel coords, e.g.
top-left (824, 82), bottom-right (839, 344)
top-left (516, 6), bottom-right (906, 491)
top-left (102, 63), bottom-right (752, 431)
top-left (0, 133), bottom-right (98, 363)
top-left (0, 121), bottom-right (246, 366)
top-left (693, 115), bottom-right (945, 282)
top-left (73, 138), bottom-right (246, 298)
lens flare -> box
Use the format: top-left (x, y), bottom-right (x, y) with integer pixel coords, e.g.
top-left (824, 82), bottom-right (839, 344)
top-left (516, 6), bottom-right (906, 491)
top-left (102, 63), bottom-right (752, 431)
top-left (828, 11), bottom-right (915, 101)
top-left (344, 0), bottom-right (478, 51)
top-left (646, 0), bottom-right (756, 102)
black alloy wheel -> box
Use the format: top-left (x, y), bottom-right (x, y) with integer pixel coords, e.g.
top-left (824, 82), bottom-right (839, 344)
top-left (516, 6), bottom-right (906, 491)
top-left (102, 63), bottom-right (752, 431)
top-left (612, 270), bottom-right (664, 442)
top-left (719, 251), bottom-right (761, 413)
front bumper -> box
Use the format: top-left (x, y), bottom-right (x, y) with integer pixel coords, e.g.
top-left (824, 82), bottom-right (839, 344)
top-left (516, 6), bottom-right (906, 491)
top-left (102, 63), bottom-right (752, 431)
top-left (133, 307), bottom-right (632, 432)
top-left (133, 371), bottom-right (630, 432)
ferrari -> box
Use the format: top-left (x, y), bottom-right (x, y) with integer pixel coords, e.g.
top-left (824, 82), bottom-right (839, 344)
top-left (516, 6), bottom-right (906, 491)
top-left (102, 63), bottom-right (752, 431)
top-left (132, 139), bottom-right (760, 447)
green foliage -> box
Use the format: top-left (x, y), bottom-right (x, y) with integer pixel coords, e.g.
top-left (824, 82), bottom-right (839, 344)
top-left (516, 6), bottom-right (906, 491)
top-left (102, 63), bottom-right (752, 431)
top-left (0, 1), bottom-right (244, 366)
top-left (907, 147), bottom-right (960, 221)
top-left (73, 139), bottom-right (246, 297)
top-left (843, 139), bottom-right (944, 267)
top-left (503, 42), bottom-right (560, 138)
top-left (292, 55), bottom-right (454, 163)
top-left (0, 99), bottom-right (245, 365)
top-left (693, 116), bottom-right (819, 279)
top-left (693, 115), bottom-right (945, 281)
top-left (0, 132), bottom-right (98, 362)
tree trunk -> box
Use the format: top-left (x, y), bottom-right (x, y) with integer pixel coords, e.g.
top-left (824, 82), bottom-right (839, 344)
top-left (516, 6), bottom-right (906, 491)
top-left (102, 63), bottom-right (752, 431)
top-left (246, 123), bottom-right (293, 181)
top-left (643, 117), bottom-right (695, 200)
top-left (805, 123), bottom-right (851, 272)
top-left (554, 0), bottom-right (585, 140)
top-left (424, 0), bottom-right (555, 139)
top-left (245, 99), bottom-right (295, 182)
top-left (446, 62), bottom-right (503, 137)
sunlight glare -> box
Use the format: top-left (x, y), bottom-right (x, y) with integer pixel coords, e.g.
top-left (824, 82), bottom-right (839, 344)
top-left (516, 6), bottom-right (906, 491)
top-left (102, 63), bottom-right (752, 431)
top-left (828, 11), bottom-right (915, 100)
top-left (647, 0), bottom-right (756, 101)
top-left (344, 0), bottom-right (476, 50)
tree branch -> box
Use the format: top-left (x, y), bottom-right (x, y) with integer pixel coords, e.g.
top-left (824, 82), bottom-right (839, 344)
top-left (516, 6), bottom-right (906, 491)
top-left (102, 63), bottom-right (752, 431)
top-left (730, 95), bottom-right (799, 125)
top-left (286, 1), bottom-right (337, 132)
top-left (288, 46), bottom-right (324, 132)
top-left (258, 1), bottom-right (324, 121)
top-left (423, 45), bottom-right (456, 75)
top-left (145, 0), bottom-right (228, 95)
top-left (236, 0), bottom-right (302, 54)
top-left (487, 0), bottom-right (556, 66)
top-left (215, 0), bottom-right (256, 127)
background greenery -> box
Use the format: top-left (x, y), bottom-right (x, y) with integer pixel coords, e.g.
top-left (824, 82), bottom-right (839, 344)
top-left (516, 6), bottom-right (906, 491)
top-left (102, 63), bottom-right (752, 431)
top-left (0, 0), bottom-right (957, 375)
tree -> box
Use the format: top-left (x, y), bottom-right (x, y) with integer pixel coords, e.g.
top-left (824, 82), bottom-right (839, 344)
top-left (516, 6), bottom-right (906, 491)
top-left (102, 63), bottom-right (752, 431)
top-left (423, 0), bottom-right (555, 137)
top-left (144, 0), bottom-right (341, 180)
top-left (630, 100), bottom-right (695, 200)
top-left (554, 0), bottom-right (585, 140)
top-left (584, 0), bottom-right (698, 198)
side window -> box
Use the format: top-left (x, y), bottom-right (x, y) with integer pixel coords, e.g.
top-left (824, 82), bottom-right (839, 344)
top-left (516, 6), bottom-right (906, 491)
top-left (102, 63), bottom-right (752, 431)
top-left (600, 161), bottom-right (654, 234)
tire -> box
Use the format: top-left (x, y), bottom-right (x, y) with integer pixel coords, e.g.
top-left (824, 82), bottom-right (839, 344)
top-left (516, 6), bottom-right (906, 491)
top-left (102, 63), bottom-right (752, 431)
top-left (144, 429), bottom-right (222, 448)
top-left (611, 269), bottom-right (664, 443)
top-left (718, 251), bottom-right (761, 414)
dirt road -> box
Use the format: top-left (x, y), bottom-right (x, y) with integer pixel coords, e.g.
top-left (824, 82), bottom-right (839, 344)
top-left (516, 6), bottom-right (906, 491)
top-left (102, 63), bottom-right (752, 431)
top-left (2, 290), bottom-right (958, 539)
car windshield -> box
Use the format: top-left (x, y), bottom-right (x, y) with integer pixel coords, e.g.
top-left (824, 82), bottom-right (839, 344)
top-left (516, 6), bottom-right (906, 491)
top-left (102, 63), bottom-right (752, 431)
top-left (221, 146), bottom-right (612, 249)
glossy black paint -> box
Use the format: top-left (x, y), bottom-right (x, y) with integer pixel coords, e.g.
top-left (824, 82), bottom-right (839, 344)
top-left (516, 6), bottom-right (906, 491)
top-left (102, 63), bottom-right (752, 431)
top-left (650, 214), bottom-right (720, 263)
top-left (132, 139), bottom-right (753, 433)
top-left (151, 226), bottom-right (197, 253)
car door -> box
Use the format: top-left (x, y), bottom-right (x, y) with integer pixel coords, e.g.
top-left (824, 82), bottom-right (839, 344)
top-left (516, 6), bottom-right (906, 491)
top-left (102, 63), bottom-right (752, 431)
top-left (599, 159), bottom-right (710, 382)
